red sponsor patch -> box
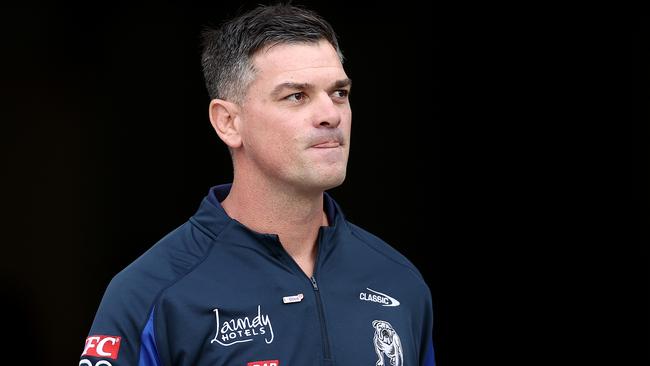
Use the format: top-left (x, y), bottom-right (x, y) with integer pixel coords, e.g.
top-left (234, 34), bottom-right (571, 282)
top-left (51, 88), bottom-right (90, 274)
top-left (81, 335), bottom-right (122, 360)
top-left (247, 360), bottom-right (279, 366)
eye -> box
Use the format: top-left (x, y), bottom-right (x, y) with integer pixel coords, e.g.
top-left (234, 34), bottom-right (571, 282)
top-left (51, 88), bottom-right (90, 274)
top-left (332, 89), bottom-right (349, 99)
top-left (285, 92), bottom-right (305, 102)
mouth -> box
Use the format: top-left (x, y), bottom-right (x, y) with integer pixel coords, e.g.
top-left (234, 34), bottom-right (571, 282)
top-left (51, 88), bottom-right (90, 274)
top-left (311, 141), bottom-right (341, 149)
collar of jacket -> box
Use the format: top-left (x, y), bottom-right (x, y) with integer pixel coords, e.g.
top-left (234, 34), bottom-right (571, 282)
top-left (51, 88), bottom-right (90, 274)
top-left (189, 183), bottom-right (349, 263)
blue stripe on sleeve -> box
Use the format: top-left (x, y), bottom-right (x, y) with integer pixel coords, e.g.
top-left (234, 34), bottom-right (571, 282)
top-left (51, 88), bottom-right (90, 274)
top-left (138, 307), bottom-right (162, 366)
top-left (424, 341), bottom-right (435, 366)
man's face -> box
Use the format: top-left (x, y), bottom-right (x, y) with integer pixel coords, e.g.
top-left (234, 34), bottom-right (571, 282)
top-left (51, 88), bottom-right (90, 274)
top-left (236, 39), bottom-right (352, 193)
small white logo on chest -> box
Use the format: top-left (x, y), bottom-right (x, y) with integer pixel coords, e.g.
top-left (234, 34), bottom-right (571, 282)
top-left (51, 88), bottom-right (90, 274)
top-left (210, 305), bottom-right (274, 346)
top-left (282, 293), bottom-right (304, 304)
top-left (360, 288), bottom-right (400, 307)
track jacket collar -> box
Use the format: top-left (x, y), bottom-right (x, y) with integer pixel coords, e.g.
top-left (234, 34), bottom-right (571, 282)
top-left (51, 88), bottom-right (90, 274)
top-left (190, 184), bottom-right (347, 255)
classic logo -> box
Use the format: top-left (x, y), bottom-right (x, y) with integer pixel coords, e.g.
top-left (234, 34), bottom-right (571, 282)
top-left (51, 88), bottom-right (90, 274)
top-left (372, 320), bottom-right (403, 366)
top-left (359, 288), bottom-right (400, 307)
top-left (247, 360), bottom-right (279, 366)
top-left (210, 305), bottom-right (274, 346)
top-left (81, 335), bottom-right (122, 360)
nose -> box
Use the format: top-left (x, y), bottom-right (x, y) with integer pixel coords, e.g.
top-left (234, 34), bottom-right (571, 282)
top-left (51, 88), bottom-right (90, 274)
top-left (313, 93), bottom-right (342, 128)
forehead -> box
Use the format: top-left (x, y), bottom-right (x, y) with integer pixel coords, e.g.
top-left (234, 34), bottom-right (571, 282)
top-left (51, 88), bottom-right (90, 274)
top-left (250, 40), bottom-right (346, 86)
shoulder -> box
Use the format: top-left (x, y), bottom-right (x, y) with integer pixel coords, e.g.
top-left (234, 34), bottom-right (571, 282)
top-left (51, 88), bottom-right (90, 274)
top-left (346, 221), bottom-right (428, 288)
top-left (93, 220), bottom-right (218, 328)
top-left (84, 215), bottom-right (229, 363)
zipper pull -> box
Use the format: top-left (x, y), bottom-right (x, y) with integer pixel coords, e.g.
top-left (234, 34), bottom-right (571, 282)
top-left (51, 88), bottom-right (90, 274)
top-left (310, 276), bottom-right (319, 291)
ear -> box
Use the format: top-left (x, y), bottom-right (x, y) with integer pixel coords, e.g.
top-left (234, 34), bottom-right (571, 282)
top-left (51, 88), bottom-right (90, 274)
top-left (208, 99), bottom-right (242, 149)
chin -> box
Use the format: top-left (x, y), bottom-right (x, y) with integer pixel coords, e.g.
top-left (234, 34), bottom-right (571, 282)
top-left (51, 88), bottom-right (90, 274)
top-left (315, 169), bottom-right (347, 191)
top-left (319, 178), bottom-right (345, 191)
top-left (289, 163), bottom-right (348, 192)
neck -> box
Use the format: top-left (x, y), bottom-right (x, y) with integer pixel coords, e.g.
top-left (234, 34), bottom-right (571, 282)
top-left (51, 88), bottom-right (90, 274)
top-left (221, 176), bottom-right (329, 277)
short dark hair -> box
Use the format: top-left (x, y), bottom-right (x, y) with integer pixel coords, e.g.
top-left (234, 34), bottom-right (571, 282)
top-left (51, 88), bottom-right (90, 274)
top-left (200, 3), bottom-right (343, 103)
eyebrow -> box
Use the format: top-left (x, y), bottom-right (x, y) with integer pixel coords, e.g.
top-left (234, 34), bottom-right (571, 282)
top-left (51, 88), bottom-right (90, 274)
top-left (270, 78), bottom-right (352, 98)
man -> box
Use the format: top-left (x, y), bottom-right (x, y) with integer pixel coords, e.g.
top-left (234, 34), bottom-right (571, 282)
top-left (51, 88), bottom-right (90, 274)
top-left (80, 4), bottom-right (435, 366)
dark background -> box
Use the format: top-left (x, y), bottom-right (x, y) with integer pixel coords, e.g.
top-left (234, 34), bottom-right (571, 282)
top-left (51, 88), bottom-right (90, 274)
top-left (0, 2), bottom-right (647, 365)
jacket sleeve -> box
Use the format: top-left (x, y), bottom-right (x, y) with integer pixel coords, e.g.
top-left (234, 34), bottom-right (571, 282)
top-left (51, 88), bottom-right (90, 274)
top-left (79, 272), bottom-right (163, 366)
top-left (421, 284), bottom-right (436, 366)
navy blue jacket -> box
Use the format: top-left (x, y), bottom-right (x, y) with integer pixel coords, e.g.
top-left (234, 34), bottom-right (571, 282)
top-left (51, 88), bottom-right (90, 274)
top-left (80, 184), bottom-right (435, 366)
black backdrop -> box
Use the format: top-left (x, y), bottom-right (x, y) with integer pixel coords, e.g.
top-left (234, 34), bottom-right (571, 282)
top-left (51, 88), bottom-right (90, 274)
top-left (1, 1), bottom-right (442, 364)
top-left (1, 3), bottom-right (648, 365)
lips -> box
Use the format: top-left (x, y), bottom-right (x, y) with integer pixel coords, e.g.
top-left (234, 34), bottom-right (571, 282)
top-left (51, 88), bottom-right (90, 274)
top-left (312, 141), bottom-right (341, 148)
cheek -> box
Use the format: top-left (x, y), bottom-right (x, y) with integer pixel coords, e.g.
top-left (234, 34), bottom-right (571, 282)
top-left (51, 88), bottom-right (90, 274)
top-left (341, 109), bottom-right (352, 133)
top-left (239, 107), bottom-right (306, 165)
top-left (247, 124), bottom-right (296, 164)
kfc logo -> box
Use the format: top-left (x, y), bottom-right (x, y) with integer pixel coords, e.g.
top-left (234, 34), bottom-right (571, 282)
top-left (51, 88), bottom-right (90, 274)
top-left (247, 360), bottom-right (279, 366)
top-left (81, 335), bottom-right (122, 360)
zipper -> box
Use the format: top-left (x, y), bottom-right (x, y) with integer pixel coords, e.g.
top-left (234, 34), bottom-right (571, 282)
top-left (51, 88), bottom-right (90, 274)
top-left (310, 275), bottom-right (332, 361)
top-left (272, 229), bottom-right (332, 362)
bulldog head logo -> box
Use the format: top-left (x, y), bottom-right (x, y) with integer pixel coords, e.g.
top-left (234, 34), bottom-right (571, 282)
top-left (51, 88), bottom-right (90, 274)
top-left (372, 320), bottom-right (403, 366)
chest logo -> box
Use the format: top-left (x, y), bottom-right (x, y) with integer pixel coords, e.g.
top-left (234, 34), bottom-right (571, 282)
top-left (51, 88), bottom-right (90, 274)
top-left (373, 320), bottom-right (403, 366)
top-left (210, 305), bottom-right (275, 346)
top-left (360, 288), bottom-right (400, 307)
